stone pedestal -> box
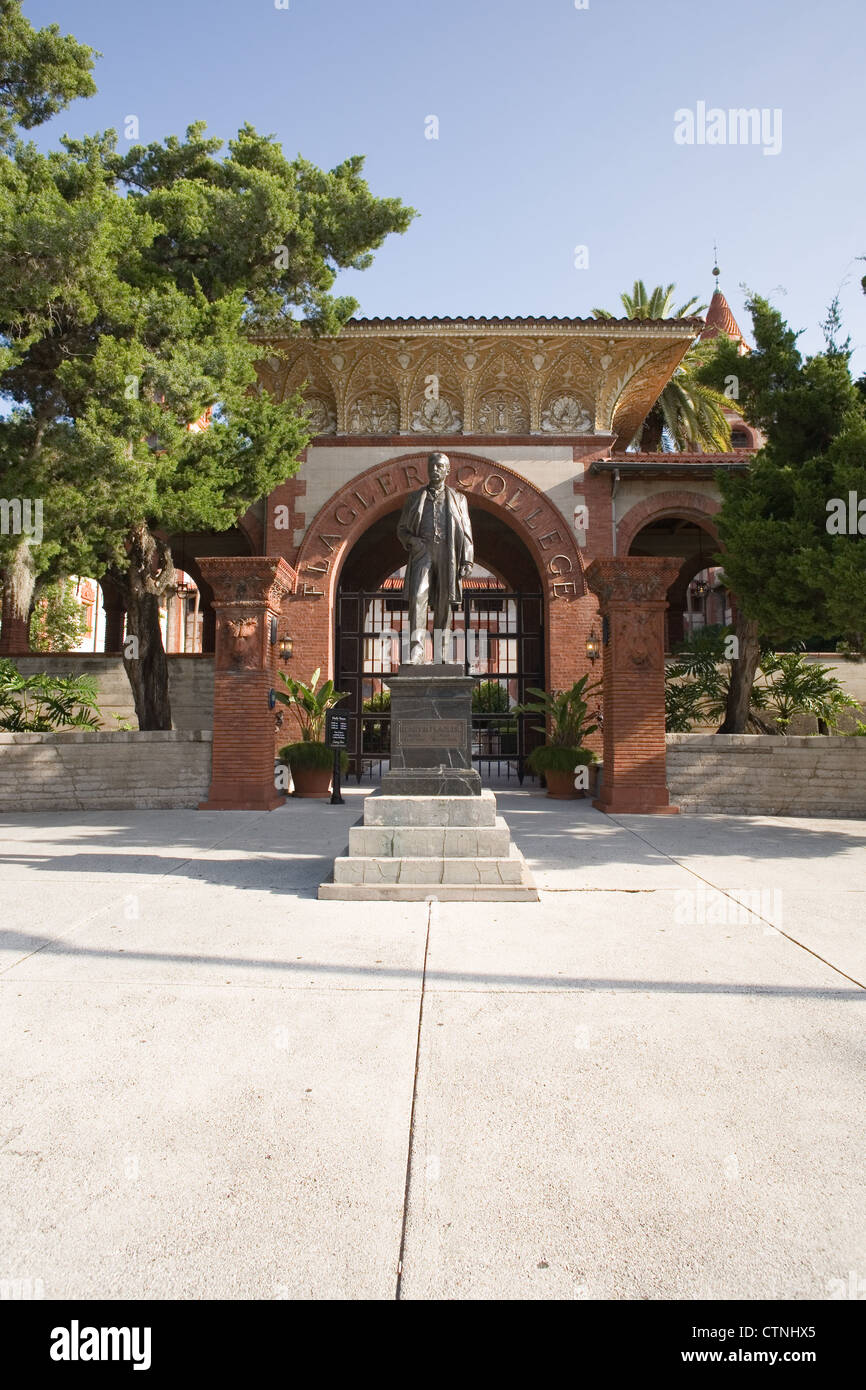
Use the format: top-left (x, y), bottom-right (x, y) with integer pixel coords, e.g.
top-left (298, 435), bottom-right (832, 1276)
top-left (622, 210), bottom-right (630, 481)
top-left (319, 790), bottom-right (538, 901)
top-left (382, 663), bottom-right (481, 797)
top-left (320, 663), bottom-right (536, 901)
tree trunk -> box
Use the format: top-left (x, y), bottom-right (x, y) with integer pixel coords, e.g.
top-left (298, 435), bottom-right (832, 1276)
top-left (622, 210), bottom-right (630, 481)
top-left (123, 589), bottom-right (172, 729)
top-left (718, 609), bottom-right (760, 733)
top-left (110, 524), bottom-right (175, 730)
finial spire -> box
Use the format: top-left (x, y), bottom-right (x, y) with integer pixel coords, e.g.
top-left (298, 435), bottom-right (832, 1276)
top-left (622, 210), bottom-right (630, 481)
top-left (712, 242), bottom-right (720, 287)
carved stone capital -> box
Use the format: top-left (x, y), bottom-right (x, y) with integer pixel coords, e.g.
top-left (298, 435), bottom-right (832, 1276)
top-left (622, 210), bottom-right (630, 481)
top-left (585, 556), bottom-right (682, 610)
top-left (198, 556), bottom-right (296, 611)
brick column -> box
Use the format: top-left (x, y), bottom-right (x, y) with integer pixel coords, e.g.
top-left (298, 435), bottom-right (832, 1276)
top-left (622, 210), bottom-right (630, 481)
top-left (585, 557), bottom-right (681, 815)
top-left (198, 557), bottom-right (296, 811)
top-left (101, 578), bottom-right (127, 652)
top-left (0, 578), bottom-right (30, 655)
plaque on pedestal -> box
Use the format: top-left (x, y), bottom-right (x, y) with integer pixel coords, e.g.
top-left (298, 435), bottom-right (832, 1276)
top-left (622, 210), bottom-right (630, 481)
top-left (382, 663), bottom-right (481, 796)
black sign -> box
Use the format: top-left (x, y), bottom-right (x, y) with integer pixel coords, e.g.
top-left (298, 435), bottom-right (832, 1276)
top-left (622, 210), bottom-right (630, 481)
top-left (326, 711), bottom-right (349, 748)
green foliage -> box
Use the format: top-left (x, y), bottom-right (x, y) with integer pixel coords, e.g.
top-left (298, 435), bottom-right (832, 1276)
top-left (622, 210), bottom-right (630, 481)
top-left (757, 651), bottom-right (860, 733)
top-left (666, 625), bottom-right (741, 730)
top-left (0, 16), bottom-right (415, 724)
top-left (695, 294), bottom-right (866, 650)
top-left (516, 675), bottom-right (600, 748)
top-left (278, 741), bottom-right (348, 772)
top-left (0, 1), bottom-right (97, 152)
top-left (592, 281), bottom-right (732, 451)
top-left (472, 680), bottom-right (510, 713)
top-left (593, 280), bottom-right (705, 321)
top-left (526, 744), bottom-right (597, 774)
top-left (363, 690), bottom-right (391, 712)
top-left (29, 578), bottom-right (87, 652)
top-left (0, 657), bottom-right (100, 730)
top-left (274, 667), bottom-right (349, 741)
top-left (665, 629), bottom-right (860, 733)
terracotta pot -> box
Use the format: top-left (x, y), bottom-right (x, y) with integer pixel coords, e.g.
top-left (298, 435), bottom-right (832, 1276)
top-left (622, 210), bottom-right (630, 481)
top-left (289, 765), bottom-right (332, 798)
top-left (544, 768), bottom-right (584, 800)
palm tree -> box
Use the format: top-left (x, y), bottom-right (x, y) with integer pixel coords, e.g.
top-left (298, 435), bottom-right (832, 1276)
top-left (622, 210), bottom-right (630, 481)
top-left (592, 279), bottom-right (733, 452)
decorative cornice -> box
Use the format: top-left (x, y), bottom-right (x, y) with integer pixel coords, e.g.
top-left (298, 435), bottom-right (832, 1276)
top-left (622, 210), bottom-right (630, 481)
top-left (255, 321), bottom-right (700, 449)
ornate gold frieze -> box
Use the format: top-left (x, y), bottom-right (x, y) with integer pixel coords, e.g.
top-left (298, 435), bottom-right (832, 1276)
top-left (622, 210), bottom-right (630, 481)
top-left (255, 318), bottom-right (699, 447)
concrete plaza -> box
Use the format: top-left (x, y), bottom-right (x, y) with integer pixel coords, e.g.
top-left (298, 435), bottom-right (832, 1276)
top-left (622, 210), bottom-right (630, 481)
top-left (0, 788), bottom-right (863, 1301)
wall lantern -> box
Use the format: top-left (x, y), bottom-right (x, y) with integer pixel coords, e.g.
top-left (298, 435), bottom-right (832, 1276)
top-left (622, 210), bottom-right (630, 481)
top-left (586, 631), bottom-right (600, 663)
top-left (279, 635), bottom-right (294, 662)
top-left (174, 577), bottom-right (190, 600)
top-left (691, 578), bottom-right (710, 600)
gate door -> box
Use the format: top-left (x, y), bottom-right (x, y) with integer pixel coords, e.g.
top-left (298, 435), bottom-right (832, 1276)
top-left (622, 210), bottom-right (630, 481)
top-left (336, 588), bottom-right (544, 783)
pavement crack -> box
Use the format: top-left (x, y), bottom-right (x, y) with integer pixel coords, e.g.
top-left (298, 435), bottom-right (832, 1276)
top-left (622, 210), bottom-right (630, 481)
top-left (395, 895), bottom-right (435, 1300)
top-left (605, 815), bottom-right (866, 991)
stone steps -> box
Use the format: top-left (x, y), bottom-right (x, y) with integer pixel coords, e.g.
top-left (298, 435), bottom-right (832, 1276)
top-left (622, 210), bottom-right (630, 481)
top-left (318, 789), bottom-right (539, 902)
top-left (348, 816), bottom-right (511, 859)
top-left (362, 790), bottom-right (498, 827)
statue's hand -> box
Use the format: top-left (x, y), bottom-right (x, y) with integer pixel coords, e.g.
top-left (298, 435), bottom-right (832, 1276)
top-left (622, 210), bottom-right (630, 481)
top-left (460, 562), bottom-right (473, 577)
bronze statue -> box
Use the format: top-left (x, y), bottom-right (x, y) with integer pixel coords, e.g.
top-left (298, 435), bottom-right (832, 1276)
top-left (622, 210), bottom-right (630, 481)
top-left (397, 452), bottom-right (474, 664)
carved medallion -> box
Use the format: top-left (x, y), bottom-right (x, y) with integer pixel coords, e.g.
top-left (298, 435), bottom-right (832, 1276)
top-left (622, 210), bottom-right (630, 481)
top-left (411, 396), bottom-right (462, 433)
top-left (476, 391), bottom-right (529, 434)
top-left (348, 393), bottom-right (399, 434)
top-left (540, 395), bottom-right (592, 433)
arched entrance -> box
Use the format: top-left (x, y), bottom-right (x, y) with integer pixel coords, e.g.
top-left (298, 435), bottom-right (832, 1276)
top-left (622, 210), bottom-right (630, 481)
top-left (335, 504), bottom-right (545, 783)
top-left (619, 494), bottom-right (722, 649)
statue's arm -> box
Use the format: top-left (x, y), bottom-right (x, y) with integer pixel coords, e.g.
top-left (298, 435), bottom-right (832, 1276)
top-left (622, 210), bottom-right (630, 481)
top-left (458, 495), bottom-right (474, 572)
top-left (396, 498), bottom-right (415, 552)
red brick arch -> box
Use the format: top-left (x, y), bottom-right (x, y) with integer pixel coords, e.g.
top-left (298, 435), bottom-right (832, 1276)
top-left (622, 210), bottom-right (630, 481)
top-left (617, 490), bottom-right (720, 557)
top-left (289, 451), bottom-right (592, 691)
top-left (294, 451), bottom-right (587, 601)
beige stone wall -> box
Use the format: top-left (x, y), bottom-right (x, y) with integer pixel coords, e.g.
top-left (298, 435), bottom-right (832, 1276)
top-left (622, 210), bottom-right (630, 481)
top-left (666, 734), bottom-right (866, 816)
top-left (0, 730), bottom-right (213, 811)
top-left (9, 655), bottom-right (214, 730)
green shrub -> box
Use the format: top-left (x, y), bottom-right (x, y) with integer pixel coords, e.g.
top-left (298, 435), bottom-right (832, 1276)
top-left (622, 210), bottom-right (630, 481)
top-left (0, 659), bottom-right (100, 731)
top-left (526, 744), bottom-right (597, 775)
top-left (274, 668), bottom-right (349, 741)
top-left (29, 579), bottom-right (88, 652)
top-left (363, 690), bottom-right (391, 712)
top-left (472, 680), bottom-right (509, 713)
top-left (278, 741), bottom-right (348, 772)
top-left (516, 675), bottom-right (600, 747)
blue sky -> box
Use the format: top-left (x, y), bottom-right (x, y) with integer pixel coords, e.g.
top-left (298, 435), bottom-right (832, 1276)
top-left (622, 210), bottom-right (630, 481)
top-left (23, 0), bottom-right (866, 372)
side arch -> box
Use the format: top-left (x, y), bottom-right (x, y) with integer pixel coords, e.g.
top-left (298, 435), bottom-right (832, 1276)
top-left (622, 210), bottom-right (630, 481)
top-left (617, 490), bottom-right (720, 557)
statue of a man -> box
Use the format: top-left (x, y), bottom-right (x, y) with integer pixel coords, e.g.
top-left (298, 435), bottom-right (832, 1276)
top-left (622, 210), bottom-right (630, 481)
top-left (397, 451), bottom-right (474, 664)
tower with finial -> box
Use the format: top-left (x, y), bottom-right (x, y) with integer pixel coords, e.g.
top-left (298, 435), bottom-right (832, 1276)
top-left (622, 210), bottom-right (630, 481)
top-left (701, 244), bottom-right (745, 348)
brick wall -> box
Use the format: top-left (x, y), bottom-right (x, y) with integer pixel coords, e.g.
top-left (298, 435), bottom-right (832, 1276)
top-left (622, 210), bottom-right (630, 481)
top-left (666, 734), bottom-right (866, 816)
top-left (0, 730), bottom-right (213, 811)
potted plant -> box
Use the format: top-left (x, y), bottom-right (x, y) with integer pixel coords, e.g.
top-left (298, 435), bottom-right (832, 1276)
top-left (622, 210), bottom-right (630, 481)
top-left (517, 675), bottom-right (600, 799)
top-left (275, 667), bottom-right (349, 797)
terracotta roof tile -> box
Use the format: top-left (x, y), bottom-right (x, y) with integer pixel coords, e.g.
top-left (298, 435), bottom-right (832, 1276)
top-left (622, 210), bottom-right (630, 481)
top-left (701, 291), bottom-right (744, 342)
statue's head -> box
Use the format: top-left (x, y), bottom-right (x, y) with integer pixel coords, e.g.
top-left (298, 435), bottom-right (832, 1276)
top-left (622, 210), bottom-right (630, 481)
top-left (427, 451), bottom-right (450, 486)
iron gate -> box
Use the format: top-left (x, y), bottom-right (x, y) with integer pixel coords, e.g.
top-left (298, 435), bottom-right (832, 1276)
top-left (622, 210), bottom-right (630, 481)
top-left (335, 588), bottom-right (544, 783)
